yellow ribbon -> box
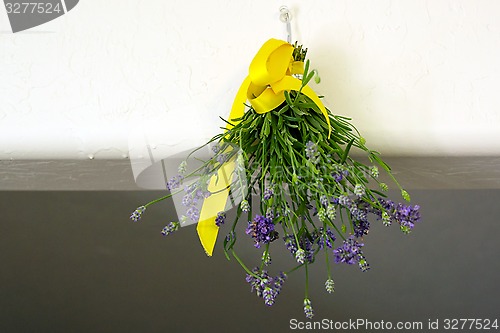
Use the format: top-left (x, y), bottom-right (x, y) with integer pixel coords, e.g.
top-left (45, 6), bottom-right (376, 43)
top-left (197, 158), bottom-right (235, 256)
top-left (227, 38), bottom-right (331, 133)
top-left (197, 38), bottom-right (331, 256)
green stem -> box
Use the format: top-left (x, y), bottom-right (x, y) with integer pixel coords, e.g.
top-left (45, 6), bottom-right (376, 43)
top-left (285, 263), bottom-right (305, 275)
top-left (305, 262), bottom-right (310, 298)
top-left (325, 246), bottom-right (331, 278)
top-left (232, 249), bottom-right (259, 279)
top-left (143, 188), bottom-right (183, 207)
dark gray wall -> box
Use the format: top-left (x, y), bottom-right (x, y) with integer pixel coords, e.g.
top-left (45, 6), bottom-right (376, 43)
top-left (1, 190), bottom-right (499, 332)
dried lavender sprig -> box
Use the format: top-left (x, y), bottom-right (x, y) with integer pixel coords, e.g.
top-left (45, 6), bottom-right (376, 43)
top-left (130, 206), bottom-right (146, 222)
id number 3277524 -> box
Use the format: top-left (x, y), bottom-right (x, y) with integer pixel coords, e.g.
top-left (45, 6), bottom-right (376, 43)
top-left (5, 2), bottom-right (62, 14)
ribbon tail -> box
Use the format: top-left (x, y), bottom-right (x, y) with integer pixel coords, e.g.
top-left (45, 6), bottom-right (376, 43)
top-left (196, 217), bottom-right (219, 257)
top-left (197, 159), bottom-right (236, 256)
top-left (228, 76), bottom-right (252, 130)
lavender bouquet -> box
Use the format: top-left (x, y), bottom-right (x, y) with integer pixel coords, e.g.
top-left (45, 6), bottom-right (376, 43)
top-left (130, 39), bottom-right (421, 319)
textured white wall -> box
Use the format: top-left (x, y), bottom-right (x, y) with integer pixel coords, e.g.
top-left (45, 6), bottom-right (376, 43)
top-left (2, 0), bottom-right (500, 160)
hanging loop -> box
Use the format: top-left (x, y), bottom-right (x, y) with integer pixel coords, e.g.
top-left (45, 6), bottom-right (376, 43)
top-left (279, 6), bottom-right (292, 43)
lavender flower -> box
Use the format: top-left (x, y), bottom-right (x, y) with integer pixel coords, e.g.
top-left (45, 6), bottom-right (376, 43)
top-left (319, 195), bottom-right (329, 207)
top-left (166, 175), bottom-right (183, 191)
top-left (263, 186), bottom-right (274, 200)
top-left (284, 235), bottom-right (298, 254)
top-left (295, 249), bottom-right (306, 264)
top-left (353, 218), bottom-right (370, 238)
top-left (305, 141), bottom-right (319, 164)
top-left (370, 165), bottom-right (379, 178)
top-left (317, 207), bottom-right (327, 222)
top-left (130, 206), bottom-right (146, 222)
top-left (376, 198), bottom-right (395, 218)
top-left (303, 298), bottom-right (314, 319)
top-left (326, 204), bottom-right (336, 220)
top-left (300, 236), bottom-right (316, 263)
top-left (184, 183), bottom-right (210, 203)
top-left (215, 212), bottom-right (226, 227)
top-left (216, 153), bottom-right (228, 164)
top-left (182, 194), bottom-right (193, 207)
top-left (325, 278), bottom-right (335, 293)
top-left (262, 252), bottom-right (272, 266)
top-left (161, 221), bottom-right (180, 236)
top-left (246, 214), bottom-right (277, 248)
top-left (333, 236), bottom-right (367, 270)
top-left (265, 208), bottom-right (274, 219)
top-left (358, 253), bottom-right (370, 272)
top-left (375, 198), bottom-right (421, 233)
top-left (187, 206), bottom-right (200, 222)
top-left (395, 203), bottom-right (421, 233)
top-left (382, 211), bottom-right (391, 226)
top-left (182, 182), bottom-right (210, 222)
top-left (274, 272), bottom-right (287, 294)
top-left (211, 144), bottom-right (221, 154)
top-left (246, 268), bottom-right (287, 306)
top-left (263, 287), bottom-right (277, 306)
top-left (332, 164), bottom-right (348, 182)
top-left (284, 234), bottom-right (316, 264)
top-left (333, 173), bottom-right (343, 182)
top-left (349, 202), bottom-right (368, 221)
top-left (240, 199), bottom-right (250, 213)
top-left (184, 183), bottom-right (196, 195)
top-left (245, 268), bottom-right (267, 297)
top-left (317, 227), bottom-right (336, 249)
top-left (350, 202), bottom-right (370, 237)
top-left (354, 184), bottom-right (365, 197)
top-left (338, 195), bottom-right (351, 208)
top-left (178, 161), bottom-right (187, 175)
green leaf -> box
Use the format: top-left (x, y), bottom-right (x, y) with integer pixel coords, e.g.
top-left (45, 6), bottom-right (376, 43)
top-left (278, 113), bottom-right (284, 128)
top-left (293, 107), bottom-right (308, 116)
top-left (303, 59), bottom-right (310, 81)
top-left (371, 189), bottom-right (387, 198)
top-left (282, 114), bottom-right (301, 122)
top-left (341, 138), bottom-right (355, 164)
top-left (219, 116), bottom-right (235, 127)
top-left (307, 116), bottom-right (324, 131)
top-left (297, 102), bottom-right (318, 109)
top-left (284, 90), bottom-right (294, 107)
top-left (302, 71), bottom-right (315, 87)
top-left (370, 152), bottom-right (392, 172)
top-left (277, 105), bottom-right (290, 115)
top-left (305, 122), bottom-right (320, 134)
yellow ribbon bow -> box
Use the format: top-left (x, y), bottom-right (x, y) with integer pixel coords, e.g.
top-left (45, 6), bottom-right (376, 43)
top-left (196, 38), bottom-right (331, 256)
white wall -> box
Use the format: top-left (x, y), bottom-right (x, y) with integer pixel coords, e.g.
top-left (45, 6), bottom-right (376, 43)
top-left (2, 0), bottom-right (500, 160)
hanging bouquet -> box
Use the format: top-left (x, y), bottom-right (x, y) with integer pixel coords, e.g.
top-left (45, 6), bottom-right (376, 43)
top-left (129, 38), bottom-right (421, 319)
